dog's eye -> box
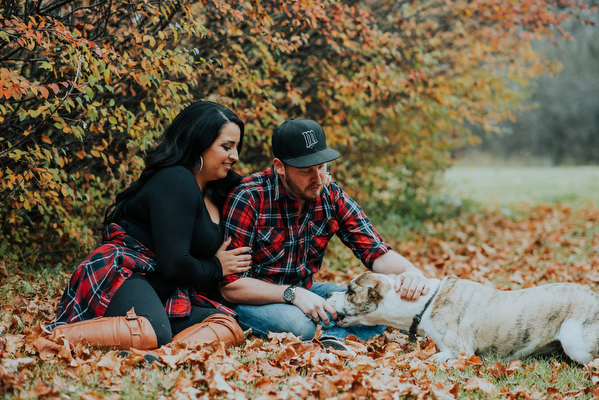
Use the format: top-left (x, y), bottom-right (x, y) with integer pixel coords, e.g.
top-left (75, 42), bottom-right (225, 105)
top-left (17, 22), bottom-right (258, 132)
top-left (346, 288), bottom-right (354, 296)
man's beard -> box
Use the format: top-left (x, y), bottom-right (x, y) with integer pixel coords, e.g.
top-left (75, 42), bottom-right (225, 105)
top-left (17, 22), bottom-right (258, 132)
top-left (283, 173), bottom-right (323, 202)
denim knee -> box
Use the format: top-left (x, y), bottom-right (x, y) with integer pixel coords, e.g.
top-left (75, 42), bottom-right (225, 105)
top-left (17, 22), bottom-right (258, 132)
top-left (234, 303), bottom-right (318, 341)
top-left (287, 318), bottom-right (318, 341)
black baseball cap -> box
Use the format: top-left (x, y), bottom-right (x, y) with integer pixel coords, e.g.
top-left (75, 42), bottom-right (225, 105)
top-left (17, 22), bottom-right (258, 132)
top-left (272, 118), bottom-right (340, 168)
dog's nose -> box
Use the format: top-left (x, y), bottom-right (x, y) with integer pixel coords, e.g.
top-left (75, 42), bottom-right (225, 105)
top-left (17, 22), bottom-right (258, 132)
top-left (325, 292), bottom-right (332, 299)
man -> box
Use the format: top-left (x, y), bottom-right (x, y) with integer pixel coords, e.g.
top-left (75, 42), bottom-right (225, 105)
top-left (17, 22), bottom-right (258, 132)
top-left (220, 118), bottom-right (428, 348)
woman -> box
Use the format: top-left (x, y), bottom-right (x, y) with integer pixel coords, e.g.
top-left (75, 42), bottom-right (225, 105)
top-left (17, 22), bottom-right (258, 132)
top-left (34, 101), bottom-right (252, 356)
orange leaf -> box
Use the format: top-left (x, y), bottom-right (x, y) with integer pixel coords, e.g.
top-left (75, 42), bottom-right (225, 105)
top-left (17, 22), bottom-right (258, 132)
top-left (487, 361), bottom-right (507, 378)
top-left (38, 85), bottom-right (49, 99)
top-left (463, 377), bottom-right (498, 396)
top-left (258, 359), bottom-right (286, 377)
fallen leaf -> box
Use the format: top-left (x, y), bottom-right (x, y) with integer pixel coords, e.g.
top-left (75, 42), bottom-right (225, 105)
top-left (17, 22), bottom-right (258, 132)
top-left (96, 352), bottom-right (122, 376)
top-left (487, 361), bottom-right (507, 378)
top-left (257, 359), bottom-right (286, 377)
top-left (430, 381), bottom-right (458, 400)
top-left (464, 377), bottom-right (498, 396)
top-left (208, 371), bottom-right (234, 395)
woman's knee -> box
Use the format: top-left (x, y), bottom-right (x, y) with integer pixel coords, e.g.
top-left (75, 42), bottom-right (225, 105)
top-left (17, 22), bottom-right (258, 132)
top-left (146, 317), bottom-right (172, 347)
top-left (169, 307), bottom-right (226, 336)
top-left (105, 274), bottom-right (173, 346)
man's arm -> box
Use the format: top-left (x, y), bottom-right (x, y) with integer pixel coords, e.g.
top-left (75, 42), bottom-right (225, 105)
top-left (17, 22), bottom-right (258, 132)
top-left (220, 277), bottom-right (284, 305)
top-left (220, 277), bottom-right (338, 325)
top-left (330, 185), bottom-right (429, 301)
top-left (372, 250), bottom-right (429, 301)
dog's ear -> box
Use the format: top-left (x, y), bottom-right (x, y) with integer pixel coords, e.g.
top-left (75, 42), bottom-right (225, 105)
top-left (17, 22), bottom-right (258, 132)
top-left (368, 286), bottom-right (384, 304)
top-left (354, 272), bottom-right (373, 288)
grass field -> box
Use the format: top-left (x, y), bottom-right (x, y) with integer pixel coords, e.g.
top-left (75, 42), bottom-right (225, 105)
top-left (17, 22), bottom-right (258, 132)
top-left (441, 165), bottom-right (599, 208)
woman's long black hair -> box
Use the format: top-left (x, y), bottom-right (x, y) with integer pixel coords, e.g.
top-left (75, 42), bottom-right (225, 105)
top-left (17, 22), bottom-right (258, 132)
top-left (102, 101), bottom-right (245, 228)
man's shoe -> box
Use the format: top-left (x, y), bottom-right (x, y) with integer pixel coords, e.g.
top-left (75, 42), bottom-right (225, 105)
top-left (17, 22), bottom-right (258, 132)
top-left (319, 336), bottom-right (356, 356)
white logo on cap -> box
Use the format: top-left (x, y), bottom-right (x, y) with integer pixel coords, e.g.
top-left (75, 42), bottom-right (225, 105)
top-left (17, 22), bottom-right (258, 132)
top-left (302, 130), bottom-right (318, 149)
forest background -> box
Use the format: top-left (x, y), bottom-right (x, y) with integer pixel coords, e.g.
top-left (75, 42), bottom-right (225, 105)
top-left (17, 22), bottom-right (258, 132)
top-left (2, 0), bottom-right (597, 268)
top-left (2, 1), bottom-right (599, 398)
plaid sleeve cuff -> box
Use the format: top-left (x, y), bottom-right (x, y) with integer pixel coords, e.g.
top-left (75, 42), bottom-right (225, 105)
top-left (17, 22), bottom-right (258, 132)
top-left (221, 273), bottom-right (240, 286)
top-left (362, 242), bottom-right (392, 270)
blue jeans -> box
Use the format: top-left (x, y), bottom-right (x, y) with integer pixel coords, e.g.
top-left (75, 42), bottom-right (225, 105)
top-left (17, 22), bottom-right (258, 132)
top-left (232, 282), bottom-right (386, 341)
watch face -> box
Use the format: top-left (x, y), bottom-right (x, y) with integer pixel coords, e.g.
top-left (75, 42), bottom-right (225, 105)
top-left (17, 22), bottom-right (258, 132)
top-left (284, 286), bottom-right (295, 302)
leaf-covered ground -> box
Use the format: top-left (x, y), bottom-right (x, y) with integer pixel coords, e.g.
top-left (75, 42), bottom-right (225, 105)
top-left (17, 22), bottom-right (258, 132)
top-left (1, 203), bottom-right (599, 399)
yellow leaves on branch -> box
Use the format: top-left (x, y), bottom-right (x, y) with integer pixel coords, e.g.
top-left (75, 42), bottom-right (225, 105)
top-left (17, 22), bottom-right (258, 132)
top-left (2, 0), bottom-right (595, 266)
top-left (0, 4), bottom-right (209, 263)
top-left (0, 69), bottom-right (67, 101)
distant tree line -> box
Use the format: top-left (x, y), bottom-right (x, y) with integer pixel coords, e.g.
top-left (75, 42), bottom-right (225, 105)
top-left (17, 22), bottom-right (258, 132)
top-left (472, 13), bottom-right (599, 165)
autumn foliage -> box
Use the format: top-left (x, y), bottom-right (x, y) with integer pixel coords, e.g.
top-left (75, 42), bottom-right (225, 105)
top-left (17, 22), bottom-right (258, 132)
top-left (2, 204), bottom-right (599, 398)
top-left (1, 0), bottom-right (596, 264)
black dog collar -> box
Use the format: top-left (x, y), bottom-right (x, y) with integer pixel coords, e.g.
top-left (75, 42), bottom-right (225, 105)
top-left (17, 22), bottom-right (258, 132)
top-left (408, 284), bottom-right (441, 342)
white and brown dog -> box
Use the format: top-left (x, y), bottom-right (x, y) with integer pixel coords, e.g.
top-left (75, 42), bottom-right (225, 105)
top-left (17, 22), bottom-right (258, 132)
top-left (326, 272), bottom-right (599, 364)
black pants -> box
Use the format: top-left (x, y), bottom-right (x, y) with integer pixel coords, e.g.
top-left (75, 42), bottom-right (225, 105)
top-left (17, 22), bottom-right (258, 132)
top-left (104, 273), bottom-right (225, 347)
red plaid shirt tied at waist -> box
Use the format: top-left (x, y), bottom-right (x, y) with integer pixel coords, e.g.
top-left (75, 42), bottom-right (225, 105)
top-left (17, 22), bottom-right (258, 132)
top-left (47, 223), bottom-right (233, 331)
top-left (221, 167), bottom-right (391, 289)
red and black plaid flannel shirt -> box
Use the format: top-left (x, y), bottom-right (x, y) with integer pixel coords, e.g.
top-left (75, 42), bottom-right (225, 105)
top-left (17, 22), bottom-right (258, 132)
top-left (48, 223), bottom-right (233, 330)
top-left (221, 167), bottom-right (391, 289)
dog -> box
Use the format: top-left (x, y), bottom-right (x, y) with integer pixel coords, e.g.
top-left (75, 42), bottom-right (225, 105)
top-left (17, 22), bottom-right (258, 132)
top-left (326, 272), bottom-right (599, 364)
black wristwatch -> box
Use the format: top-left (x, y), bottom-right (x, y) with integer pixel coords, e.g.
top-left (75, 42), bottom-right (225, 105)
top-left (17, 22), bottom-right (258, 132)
top-left (283, 285), bottom-right (297, 304)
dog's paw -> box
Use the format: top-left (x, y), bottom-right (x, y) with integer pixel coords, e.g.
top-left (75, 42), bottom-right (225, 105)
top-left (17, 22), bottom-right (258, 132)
top-left (428, 352), bottom-right (452, 363)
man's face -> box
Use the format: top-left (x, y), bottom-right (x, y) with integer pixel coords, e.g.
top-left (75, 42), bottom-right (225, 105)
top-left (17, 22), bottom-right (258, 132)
top-left (277, 161), bottom-right (328, 202)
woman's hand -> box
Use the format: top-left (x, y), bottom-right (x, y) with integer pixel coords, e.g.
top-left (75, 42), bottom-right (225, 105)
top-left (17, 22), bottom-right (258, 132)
top-left (215, 237), bottom-right (252, 277)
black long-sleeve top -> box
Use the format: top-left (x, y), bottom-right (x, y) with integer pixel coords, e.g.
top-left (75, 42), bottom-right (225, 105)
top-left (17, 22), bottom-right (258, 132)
top-left (116, 166), bottom-right (223, 293)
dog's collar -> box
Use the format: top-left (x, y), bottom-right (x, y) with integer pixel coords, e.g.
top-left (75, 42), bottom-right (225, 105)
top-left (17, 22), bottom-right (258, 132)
top-left (408, 283), bottom-right (441, 342)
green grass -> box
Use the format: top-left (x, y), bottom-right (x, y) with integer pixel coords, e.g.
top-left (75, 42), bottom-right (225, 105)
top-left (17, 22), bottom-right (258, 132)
top-left (441, 165), bottom-right (599, 208)
top-left (428, 354), bottom-right (591, 397)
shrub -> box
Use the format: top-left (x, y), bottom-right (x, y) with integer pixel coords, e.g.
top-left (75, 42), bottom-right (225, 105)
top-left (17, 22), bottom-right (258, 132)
top-left (1, 0), bottom-right (593, 266)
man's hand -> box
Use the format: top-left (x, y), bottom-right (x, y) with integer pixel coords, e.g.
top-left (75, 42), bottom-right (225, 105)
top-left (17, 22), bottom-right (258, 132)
top-left (394, 271), bottom-right (429, 301)
top-left (293, 287), bottom-right (338, 325)
top-left (372, 250), bottom-right (429, 301)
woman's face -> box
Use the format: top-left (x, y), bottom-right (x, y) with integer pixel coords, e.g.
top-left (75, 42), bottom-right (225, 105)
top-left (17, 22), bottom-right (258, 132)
top-left (199, 122), bottom-right (241, 183)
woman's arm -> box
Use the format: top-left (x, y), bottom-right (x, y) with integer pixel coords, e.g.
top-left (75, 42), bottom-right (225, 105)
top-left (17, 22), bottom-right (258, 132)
top-left (147, 168), bottom-right (250, 286)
